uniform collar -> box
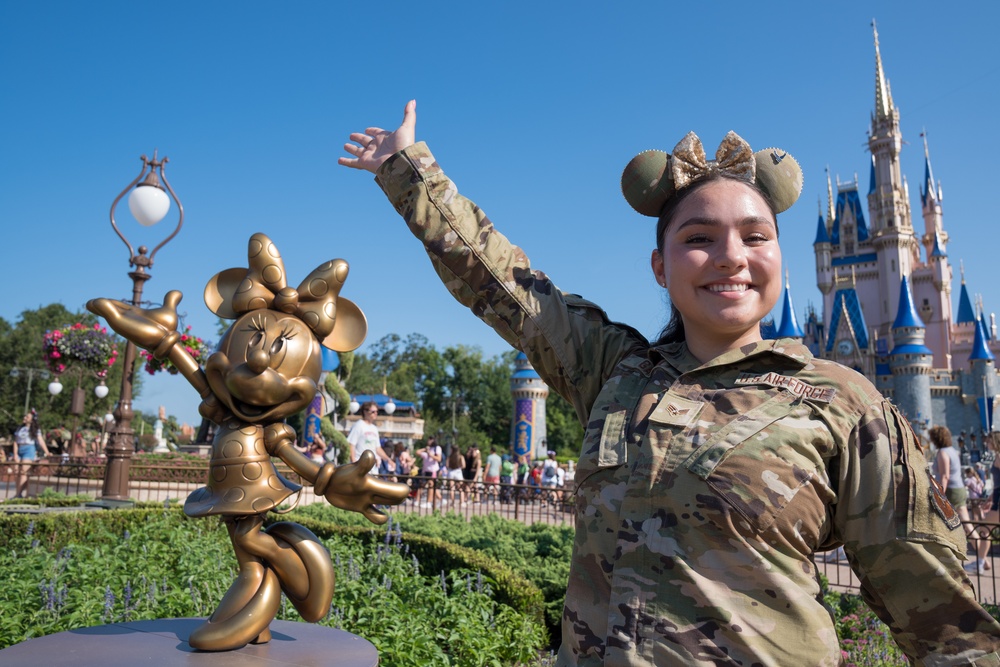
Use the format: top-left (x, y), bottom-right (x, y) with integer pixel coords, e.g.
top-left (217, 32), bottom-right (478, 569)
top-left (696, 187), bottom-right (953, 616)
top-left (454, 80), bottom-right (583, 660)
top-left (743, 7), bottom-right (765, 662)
top-left (649, 337), bottom-right (813, 375)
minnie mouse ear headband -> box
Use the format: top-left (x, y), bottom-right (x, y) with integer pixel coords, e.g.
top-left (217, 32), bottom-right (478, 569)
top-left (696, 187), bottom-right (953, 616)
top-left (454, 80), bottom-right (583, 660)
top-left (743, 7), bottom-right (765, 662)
top-left (621, 131), bottom-right (803, 217)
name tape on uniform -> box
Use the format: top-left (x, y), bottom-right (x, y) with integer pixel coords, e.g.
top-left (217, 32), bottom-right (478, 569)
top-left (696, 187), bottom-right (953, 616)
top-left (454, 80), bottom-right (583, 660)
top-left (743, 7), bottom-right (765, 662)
top-left (734, 372), bottom-right (837, 403)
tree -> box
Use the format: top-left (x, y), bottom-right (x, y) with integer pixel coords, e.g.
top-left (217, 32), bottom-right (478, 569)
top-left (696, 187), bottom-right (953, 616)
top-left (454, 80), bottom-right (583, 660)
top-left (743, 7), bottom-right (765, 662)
top-left (0, 304), bottom-right (135, 438)
top-left (543, 389), bottom-right (585, 458)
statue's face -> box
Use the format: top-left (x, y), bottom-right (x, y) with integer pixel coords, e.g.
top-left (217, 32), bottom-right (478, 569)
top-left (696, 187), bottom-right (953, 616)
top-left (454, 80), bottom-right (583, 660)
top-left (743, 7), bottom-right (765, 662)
top-left (205, 310), bottom-right (321, 423)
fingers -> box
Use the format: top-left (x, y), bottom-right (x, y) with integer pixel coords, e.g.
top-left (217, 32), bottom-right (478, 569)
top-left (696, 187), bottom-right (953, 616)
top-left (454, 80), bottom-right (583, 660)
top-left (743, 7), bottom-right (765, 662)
top-left (400, 99), bottom-right (416, 131)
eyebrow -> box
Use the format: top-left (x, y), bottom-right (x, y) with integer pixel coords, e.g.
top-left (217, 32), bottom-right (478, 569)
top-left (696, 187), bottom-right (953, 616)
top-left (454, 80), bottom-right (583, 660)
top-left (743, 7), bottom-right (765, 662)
top-left (673, 216), bottom-right (776, 231)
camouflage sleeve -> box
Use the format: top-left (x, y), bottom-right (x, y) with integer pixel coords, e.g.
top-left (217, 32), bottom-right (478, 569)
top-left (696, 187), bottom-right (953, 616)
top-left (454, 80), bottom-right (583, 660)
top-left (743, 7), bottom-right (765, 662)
top-left (836, 398), bottom-right (1000, 665)
top-left (374, 143), bottom-right (645, 421)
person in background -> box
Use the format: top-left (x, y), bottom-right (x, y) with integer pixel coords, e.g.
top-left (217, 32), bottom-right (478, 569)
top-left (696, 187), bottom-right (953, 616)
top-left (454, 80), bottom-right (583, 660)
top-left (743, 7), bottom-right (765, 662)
top-left (463, 444), bottom-right (482, 503)
top-left (340, 100), bottom-right (1000, 665)
top-left (483, 446), bottom-right (502, 486)
top-left (347, 401), bottom-right (393, 475)
top-left (516, 454), bottom-right (530, 486)
top-left (931, 425), bottom-right (982, 574)
top-left (976, 431), bottom-right (1000, 571)
top-left (12, 410), bottom-right (50, 498)
top-left (499, 453), bottom-right (515, 503)
top-left (416, 436), bottom-right (442, 509)
top-left (445, 446), bottom-right (467, 506)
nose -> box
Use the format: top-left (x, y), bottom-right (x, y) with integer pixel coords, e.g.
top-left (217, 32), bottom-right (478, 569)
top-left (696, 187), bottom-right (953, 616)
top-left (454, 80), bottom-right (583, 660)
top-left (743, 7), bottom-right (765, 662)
top-left (246, 348), bottom-right (270, 374)
top-left (714, 232), bottom-right (747, 270)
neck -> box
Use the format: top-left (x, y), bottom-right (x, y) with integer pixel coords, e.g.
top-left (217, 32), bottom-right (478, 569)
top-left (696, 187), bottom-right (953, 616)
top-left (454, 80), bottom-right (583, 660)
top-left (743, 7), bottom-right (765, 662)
top-left (684, 328), bottom-right (764, 364)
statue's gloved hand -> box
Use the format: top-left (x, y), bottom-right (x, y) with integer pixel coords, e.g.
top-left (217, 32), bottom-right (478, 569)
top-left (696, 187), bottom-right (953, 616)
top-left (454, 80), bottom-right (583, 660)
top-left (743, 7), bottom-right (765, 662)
top-left (314, 451), bottom-right (411, 524)
top-left (87, 291), bottom-right (182, 355)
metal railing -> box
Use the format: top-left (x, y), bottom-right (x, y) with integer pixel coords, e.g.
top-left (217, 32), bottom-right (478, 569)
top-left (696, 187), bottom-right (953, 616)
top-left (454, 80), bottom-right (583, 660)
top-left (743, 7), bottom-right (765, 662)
top-left (0, 460), bottom-right (575, 526)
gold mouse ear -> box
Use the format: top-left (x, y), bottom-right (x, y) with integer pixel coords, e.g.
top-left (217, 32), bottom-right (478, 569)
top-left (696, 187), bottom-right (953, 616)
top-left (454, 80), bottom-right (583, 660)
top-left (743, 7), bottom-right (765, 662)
top-left (204, 268), bottom-right (247, 319)
top-left (321, 297), bottom-right (367, 352)
top-left (753, 147), bottom-right (803, 214)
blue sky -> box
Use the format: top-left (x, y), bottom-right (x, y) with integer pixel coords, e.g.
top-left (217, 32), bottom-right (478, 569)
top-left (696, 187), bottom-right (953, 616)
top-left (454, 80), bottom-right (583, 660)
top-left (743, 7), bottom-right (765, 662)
top-left (2, 2), bottom-right (998, 426)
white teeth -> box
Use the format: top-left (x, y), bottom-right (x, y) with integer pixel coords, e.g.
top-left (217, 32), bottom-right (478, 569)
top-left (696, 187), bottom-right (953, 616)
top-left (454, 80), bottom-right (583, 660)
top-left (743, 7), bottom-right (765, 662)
top-left (707, 284), bottom-right (748, 293)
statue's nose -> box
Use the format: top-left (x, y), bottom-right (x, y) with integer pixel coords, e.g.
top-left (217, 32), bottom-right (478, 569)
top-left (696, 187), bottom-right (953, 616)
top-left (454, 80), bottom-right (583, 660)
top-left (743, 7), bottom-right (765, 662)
top-left (246, 348), bottom-right (270, 374)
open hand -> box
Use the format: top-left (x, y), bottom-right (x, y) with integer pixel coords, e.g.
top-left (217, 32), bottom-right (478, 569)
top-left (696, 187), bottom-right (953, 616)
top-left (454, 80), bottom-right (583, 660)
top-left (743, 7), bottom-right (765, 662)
top-left (87, 291), bottom-right (182, 351)
top-left (338, 100), bottom-right (416, 174)
top-left (317, 451), bottom-right (411, 524)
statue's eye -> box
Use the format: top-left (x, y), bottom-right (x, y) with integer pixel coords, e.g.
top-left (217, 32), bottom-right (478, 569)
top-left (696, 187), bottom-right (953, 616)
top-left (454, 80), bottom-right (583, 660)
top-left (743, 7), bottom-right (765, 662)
top-left (269, 337), bottom-right (284, 356)
top-left (250, 331), bottom-right (264, 347)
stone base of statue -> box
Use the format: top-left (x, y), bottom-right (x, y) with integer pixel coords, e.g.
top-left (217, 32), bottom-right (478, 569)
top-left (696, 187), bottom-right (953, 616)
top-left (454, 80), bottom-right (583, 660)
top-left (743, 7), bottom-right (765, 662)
top-left (0, 617), bottom-right (378, 666)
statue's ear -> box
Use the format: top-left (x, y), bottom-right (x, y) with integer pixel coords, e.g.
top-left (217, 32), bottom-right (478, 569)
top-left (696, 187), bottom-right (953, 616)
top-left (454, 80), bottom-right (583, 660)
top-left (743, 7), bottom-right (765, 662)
top-left (204, 268), bottom-right (247, 319)
top-left (321, 297), bottom-right (367, 352)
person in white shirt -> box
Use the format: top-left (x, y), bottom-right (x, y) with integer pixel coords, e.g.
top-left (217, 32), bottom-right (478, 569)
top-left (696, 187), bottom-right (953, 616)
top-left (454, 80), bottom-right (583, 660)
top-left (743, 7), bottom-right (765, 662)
top-left (347, 402), bottom-right (393, 475)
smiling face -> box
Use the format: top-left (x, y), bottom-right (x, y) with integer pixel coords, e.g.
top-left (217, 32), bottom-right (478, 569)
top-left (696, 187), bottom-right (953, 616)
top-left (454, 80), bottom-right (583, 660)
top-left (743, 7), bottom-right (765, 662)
top-left (205, 310), bottom-right (322, 423)
top-left (650, 178), bottom-right (781, 361)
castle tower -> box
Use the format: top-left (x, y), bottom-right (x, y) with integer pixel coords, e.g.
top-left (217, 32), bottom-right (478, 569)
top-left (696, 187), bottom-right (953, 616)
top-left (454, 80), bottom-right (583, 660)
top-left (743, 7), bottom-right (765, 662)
top-left (814, 197), bottom-right (833, 295)
top-left (867, 22), bottom-right (920, 332)
top-left (969, 317), bottom-right (997, 434)
top-left (510, 352), bottom-right (548, 460)
top-left (920, 133), bottom-right (947, 258)
top-left (889, 275), bottom-right (934, 431)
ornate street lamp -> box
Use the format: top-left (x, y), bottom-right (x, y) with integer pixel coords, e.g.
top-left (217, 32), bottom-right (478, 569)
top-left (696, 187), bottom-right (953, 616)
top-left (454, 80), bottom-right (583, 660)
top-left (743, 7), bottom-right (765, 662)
top-left (98, 152), bottom-right (184, 506)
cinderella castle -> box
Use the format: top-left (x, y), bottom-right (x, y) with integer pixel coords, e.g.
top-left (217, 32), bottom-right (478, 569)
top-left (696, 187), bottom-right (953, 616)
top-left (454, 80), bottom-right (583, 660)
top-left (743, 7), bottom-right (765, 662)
top-left (771, 23), bottom-right (999, 452)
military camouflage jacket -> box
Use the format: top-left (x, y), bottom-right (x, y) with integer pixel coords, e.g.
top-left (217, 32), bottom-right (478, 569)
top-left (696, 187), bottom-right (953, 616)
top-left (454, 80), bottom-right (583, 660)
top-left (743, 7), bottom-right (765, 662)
top-left (375, 143), bottom-right (1000, 666)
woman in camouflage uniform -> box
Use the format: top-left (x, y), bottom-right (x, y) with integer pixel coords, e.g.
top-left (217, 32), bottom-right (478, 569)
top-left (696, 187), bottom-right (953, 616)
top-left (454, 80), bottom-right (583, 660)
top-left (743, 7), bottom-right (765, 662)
top-left (340, 101), bottom-right (1000, 666)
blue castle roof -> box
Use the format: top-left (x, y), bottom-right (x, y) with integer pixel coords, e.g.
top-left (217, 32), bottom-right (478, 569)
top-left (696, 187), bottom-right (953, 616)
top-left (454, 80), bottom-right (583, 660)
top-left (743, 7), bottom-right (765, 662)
top-left (512, 351), bottom-right (540, 379)
top-left (825, 288), bottom-right (869, 354)
top-left (868, 155), bottom-right (876, 195)
top-left (813, 211), bottom-right (830, 245)
top-left (892, 275), bottom-right (924, 330)
top-left (775, 283), bottom-right (804, 338)
top-left (956, 283), bottom-right (976, 324)
top-left (930, 234), bottom-right (946, 259)
top-left (970, 318), bottom-right (995, 362)
top-left (829, 187), bottom-right (869, 246)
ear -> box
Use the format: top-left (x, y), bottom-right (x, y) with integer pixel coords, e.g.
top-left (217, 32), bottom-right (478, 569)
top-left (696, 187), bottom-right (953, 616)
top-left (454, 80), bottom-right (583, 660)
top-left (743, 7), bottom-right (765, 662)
top-left (321, 297), bottom-right (368, 352)
top-left (204, 268), bottom-right (248, 319)
top-left (650, 249), bottom-right (666, 289)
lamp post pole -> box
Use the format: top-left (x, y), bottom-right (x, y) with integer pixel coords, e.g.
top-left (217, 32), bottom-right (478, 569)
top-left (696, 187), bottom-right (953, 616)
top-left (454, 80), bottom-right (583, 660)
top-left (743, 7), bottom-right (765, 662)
top-left (8, 366), bottom-right (51, 416)
top-left (98, 152), bottom-right (183, 506)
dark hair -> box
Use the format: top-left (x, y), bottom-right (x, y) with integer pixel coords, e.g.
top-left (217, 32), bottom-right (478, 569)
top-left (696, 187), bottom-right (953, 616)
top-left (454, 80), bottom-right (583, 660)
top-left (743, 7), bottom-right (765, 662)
top-left (653, 174), bottom-right (778, 346)
top-left (360, 401), bottom-right (378, 415)
top-left (24, 411), bottom-right (40, 440)
top-left (928, 425), bottom-right (952, 449)
top-left (448, 448), bottom-right (464, 469)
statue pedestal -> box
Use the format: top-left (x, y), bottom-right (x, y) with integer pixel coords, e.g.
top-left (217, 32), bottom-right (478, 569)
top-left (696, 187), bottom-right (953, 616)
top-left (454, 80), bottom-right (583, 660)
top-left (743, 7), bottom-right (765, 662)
top-left (0, 617), bottom-right (378, 666)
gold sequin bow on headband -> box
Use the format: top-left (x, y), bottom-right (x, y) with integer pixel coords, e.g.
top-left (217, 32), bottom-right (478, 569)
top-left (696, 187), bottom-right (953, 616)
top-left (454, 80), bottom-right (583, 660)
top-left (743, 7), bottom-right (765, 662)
top-left (621, 131), bottom-right (803, 217)
top-left (203, 233), bottom-right (368, 352)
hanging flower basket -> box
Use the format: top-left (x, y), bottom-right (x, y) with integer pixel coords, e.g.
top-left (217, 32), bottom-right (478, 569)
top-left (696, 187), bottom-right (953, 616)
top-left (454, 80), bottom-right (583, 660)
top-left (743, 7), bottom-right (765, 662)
top-left (42, 323), bottom-right (119, 377)
top-left (139, 325), bottom-right (210, 375)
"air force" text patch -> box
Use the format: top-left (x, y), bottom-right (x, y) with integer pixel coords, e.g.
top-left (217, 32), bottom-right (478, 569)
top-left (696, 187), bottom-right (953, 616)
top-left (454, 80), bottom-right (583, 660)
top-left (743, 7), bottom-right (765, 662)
top-left (734, 372), bottom-right (837, 403)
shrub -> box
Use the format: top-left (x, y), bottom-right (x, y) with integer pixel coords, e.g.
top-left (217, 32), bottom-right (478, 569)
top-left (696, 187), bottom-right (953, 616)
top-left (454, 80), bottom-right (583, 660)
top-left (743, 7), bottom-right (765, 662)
top-left (0, 507), bottom-right (546, 666)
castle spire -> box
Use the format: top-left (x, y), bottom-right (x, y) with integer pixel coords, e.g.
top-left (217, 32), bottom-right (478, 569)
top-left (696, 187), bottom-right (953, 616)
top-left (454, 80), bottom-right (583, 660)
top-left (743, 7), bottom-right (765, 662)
top-left (892, 274), bottom-right (924, 331)
top-left (775, 270), bottom-right (805, 339)
top-left (873, 20), bottom-right (893, 120)
top-left (920, 131), bottom-right (939, 206)
top-left (826, 167), bottom-right (836, 222)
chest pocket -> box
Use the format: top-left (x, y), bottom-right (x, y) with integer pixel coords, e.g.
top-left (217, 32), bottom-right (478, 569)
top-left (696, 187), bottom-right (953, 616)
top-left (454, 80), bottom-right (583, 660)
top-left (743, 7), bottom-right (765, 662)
top-left (574, 368), bottom-right (648, 487)
top-left (681, 391), bottom-right (828, 535)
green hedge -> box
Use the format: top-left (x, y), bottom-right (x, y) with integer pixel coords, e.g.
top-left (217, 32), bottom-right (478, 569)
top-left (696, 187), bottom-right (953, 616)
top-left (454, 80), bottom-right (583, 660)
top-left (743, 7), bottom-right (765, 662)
top-left (284, 516), bottom-right (546, 629)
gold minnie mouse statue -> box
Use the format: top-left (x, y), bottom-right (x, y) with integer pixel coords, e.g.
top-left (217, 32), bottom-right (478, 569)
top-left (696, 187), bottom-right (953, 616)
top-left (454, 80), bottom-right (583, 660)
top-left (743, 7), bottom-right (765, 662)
top-left (88, 233), bottom-right (410, 651)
